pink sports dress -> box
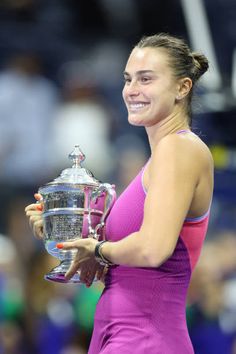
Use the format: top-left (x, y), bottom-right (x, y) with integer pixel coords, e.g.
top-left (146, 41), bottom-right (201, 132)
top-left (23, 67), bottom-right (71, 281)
top-left (88, 141), bottom-right (210, 354)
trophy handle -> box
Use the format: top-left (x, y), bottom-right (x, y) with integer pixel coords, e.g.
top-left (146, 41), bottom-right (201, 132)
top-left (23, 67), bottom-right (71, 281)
top-left (90, 183), bottom-right (116, 239)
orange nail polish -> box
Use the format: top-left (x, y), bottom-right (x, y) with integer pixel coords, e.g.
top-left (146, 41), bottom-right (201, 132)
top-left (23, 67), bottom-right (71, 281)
top-left (36, 204), bottom-right (43, 211)
top-left (56, 243), bottom-right (64, 249)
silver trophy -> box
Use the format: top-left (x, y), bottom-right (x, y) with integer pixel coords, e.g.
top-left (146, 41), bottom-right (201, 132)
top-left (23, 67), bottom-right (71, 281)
top-left (38, 145), bottom-right (116, 283)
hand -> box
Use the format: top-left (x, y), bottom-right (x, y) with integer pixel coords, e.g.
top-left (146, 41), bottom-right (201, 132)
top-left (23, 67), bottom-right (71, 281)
top-left (25, 193), bottom-right (44, 239)
top-left (79, 258), bottom-right (106, 287)
top-left (57, 238), bottom-right (99, 283)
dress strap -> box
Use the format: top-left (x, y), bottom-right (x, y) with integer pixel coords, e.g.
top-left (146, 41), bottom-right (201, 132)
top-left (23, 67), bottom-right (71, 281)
top-left (176, 129), bottom-right (191, 134)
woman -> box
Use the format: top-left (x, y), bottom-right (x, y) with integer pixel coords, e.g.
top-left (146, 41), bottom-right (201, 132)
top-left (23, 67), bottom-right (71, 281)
top-left (26, 33), bottom-right (214, 353)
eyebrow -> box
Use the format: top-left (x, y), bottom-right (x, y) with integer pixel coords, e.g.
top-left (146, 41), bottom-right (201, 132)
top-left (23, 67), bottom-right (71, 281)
top-left (123, 70), bottom-right (155, 76)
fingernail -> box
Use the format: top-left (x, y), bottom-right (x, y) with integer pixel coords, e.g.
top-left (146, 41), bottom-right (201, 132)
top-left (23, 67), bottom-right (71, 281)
top-left (56, 243), bottom-right (64, 249)
top-left (36, 204), bottom-right (43, 211)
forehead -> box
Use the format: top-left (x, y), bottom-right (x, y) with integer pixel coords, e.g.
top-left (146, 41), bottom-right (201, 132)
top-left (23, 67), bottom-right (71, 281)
top-left (125, 47), bottom-right (171, 74)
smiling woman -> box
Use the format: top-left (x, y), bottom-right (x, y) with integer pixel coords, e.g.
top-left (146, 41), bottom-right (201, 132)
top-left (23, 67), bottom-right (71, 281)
top-left (25, 33), bottom-right (213, 354)
top-left (123, 33), bottom-right (208, 129)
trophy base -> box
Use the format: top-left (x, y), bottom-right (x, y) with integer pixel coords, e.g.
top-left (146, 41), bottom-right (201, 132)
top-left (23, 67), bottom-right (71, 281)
top-left (44, 260), bottom-right (98, 284)
top-left (45, 271), bottom-right (81, 283)
top-left (44, 261), bottom-right (81, 283)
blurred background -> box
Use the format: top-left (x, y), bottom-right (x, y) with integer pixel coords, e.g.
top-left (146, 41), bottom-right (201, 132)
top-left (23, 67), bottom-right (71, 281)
top-left (0, 0), bottom-right (235, 353)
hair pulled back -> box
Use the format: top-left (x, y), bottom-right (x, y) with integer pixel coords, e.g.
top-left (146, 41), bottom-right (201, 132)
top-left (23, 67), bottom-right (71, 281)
top-left (136, 33), bottom-right (208, 85)
top-left (136, 33), bottom-right (209, 119)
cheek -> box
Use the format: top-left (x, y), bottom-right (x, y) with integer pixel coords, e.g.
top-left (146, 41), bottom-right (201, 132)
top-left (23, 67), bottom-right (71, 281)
top-left (158, 90), bottom-right (176, 104)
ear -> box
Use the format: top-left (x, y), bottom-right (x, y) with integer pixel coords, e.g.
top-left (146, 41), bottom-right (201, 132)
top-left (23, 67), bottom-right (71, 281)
top-left (176, 77), bottom-right (192, 101)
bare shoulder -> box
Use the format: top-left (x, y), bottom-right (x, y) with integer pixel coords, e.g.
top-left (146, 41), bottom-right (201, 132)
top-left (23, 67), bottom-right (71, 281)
top-left (152, 132), bottom-right (213, 169)
top-left (143, 131), bottom-right (213, 217)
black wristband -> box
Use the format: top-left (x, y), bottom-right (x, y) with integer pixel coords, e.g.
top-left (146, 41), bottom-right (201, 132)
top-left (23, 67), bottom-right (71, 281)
top-left (95, 240), bottom-right (113, 266)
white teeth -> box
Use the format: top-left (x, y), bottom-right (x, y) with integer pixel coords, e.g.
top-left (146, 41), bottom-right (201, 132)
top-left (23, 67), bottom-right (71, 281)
top-left (129, 103), bottom-right (147, 110)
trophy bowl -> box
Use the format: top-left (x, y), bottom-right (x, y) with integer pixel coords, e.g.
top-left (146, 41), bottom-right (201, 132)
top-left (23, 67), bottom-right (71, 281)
top-left (38, 145), bottom-right (116, 283)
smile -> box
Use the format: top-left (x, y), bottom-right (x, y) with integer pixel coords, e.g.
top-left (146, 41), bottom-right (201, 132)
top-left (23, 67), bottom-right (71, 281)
top-left (128, 103), bottom-right (149, 112)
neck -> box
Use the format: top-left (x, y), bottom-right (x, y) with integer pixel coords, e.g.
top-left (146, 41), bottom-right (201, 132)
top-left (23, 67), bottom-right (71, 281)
top-left (146, 112), bottom-right (190, 153)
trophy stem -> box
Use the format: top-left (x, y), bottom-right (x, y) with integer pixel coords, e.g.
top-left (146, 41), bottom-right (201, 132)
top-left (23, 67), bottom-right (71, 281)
top-left (44, 259), bottom-right (81, 283)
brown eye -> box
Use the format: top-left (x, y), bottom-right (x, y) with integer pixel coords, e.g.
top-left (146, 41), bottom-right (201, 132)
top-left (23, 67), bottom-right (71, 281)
top-left (140, 76), bottom-right (151, 83)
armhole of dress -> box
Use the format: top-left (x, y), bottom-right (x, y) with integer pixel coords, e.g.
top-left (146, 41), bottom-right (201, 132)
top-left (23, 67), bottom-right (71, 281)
top-left (184, 207), bottom-right (211, 222)
top-left (141, 161), bottom-right (150, 195)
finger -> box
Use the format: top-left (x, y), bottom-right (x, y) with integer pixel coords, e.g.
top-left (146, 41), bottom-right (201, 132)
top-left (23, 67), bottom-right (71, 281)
top-left (85, 275), bottom-right (95, 287)
top-left (36, 204), bottom-right (43, 211)
top-left (29, 214), bottom-right (42, 229)
top-left (25, 193), bottom-right (43, 212)
top-left (85, 268), bottom-right (97, 287)
top-left (65, 258), bottom-right (81, 281)
top-left (79, 263), bottom-right (91, 283)
top-left (56, 239), bottom-right (84, 251)
top-left (25, 203), bottom-right (40, 212)
top-left (81, 268), bottom-right (97, 286)
top-left (32, 219), bottom-right (44, 239)
top-left (80, 262), bottom-right (97, 284)
top-left (85, 261), bottom-right (103, 287)
top-left (30, 194), bottom-right (44, 211)
top-left (34, 193), bottom-right (43, 201)
top-left (26, 210), bottom-right (42, 219)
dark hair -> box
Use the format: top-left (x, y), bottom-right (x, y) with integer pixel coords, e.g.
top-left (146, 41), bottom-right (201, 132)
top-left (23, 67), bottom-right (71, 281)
top-left (136, 33), bottom-right (209, 120)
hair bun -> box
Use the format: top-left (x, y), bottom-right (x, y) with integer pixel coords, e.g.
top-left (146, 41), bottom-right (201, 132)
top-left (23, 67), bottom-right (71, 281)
top-left (191, 52), bottom-right (209, 79)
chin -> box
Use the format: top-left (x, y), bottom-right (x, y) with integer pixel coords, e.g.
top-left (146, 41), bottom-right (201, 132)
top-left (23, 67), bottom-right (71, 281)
top-left (127, 114), bottom-right (144, 126)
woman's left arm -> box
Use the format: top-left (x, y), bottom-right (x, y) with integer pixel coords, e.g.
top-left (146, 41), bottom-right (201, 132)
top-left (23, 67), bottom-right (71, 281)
top-left (101, 135), bottom-right (201, 267)
top-left (61, 135), bottom-right (203, 278)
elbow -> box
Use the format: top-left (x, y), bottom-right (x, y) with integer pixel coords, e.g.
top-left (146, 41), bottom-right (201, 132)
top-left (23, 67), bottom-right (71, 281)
top-left (141, 244), bottom-right (173, 268)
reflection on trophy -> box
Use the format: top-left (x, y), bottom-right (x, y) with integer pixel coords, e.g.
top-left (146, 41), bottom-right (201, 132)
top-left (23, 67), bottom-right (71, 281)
top-left (38, 145), bottom-right (116, 283)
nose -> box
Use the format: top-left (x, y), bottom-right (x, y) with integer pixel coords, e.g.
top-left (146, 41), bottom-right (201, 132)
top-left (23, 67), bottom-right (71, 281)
top-left (123, 80), bottom-right (140, 97)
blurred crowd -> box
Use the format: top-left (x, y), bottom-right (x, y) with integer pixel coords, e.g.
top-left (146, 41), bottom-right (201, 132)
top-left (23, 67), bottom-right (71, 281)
top-left (0, 0), bottom-right (236, 353)
top-left (0, 50), bottom-right (235, 354)
top-left (187, 233), bottom-right (236, 354)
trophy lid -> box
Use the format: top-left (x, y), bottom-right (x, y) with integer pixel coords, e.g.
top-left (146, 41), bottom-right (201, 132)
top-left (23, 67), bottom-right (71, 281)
top-left (40, 145), bottom-right (100, 190)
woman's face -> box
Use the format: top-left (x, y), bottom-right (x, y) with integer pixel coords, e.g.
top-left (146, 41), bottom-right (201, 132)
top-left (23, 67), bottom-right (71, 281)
top-left (122, 47), bottom-right (180, 127)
